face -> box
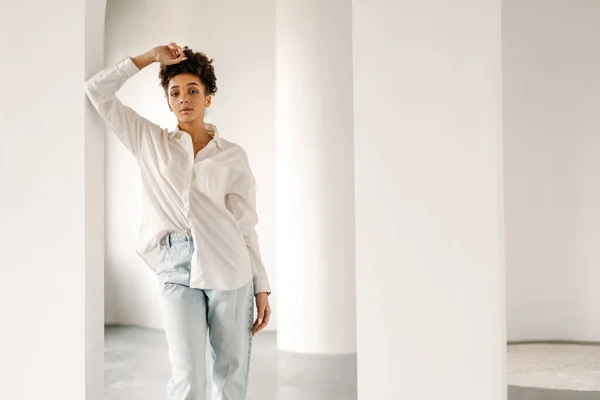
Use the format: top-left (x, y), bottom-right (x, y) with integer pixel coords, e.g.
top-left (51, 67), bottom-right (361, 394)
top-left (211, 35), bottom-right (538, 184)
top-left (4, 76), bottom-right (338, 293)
top-left (167, 73), bottom-right (211, 123)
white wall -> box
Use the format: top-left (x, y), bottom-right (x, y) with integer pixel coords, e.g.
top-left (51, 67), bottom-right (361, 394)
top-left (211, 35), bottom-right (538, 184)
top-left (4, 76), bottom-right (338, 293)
top-left (504, 0), bottom-right (600, 342)
top-left (104, 0), bottom-right (277, 331)
top-left (353, 1), bottom-right (505, 399)
top-left (0, 0), bottom-right (105, 399)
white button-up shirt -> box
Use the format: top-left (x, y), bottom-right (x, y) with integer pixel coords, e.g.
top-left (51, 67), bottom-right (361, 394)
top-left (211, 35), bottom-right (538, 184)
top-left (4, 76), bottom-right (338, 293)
top-left (84, 57), bottom-right (270, 294)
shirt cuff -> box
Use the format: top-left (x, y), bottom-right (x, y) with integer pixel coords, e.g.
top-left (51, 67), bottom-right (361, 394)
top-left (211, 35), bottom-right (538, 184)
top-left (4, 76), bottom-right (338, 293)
top-left (118, 57), bottom-right (141, 78)
top-left (254, 277), bottom-right (271, 296)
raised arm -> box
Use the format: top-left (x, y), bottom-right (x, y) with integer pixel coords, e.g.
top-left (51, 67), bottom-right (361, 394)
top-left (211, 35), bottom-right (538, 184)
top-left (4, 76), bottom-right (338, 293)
top-left (83, 44), bottom-right (187, 156)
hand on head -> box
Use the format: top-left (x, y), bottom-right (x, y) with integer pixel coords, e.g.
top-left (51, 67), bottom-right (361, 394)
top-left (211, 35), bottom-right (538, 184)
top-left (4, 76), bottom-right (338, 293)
top-left (153, 42), bottom-right (187, 66)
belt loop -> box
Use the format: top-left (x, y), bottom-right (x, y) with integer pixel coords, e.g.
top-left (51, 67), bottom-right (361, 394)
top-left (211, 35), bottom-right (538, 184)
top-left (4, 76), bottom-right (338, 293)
top-left (167, 232), bottom-right (172, 248)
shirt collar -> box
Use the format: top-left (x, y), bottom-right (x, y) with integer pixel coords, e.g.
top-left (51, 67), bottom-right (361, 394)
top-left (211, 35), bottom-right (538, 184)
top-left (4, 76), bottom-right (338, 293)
top-left (170, 122), bottom-right (223, 149)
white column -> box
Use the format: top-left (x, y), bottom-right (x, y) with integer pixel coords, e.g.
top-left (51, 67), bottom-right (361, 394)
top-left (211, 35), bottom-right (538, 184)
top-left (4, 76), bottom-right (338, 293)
top-left (85, 2), bottom-right (108, 400)
top-left (276, 0), bottom-right (357, 354)
top-left (353, 1), bottom-right (506, 399)
top-left (0, 1), bottom-right (106, 399)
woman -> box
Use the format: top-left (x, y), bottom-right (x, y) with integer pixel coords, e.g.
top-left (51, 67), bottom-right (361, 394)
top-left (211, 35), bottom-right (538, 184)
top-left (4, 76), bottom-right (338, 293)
top-left (84, 43), bottom-right (271, 400)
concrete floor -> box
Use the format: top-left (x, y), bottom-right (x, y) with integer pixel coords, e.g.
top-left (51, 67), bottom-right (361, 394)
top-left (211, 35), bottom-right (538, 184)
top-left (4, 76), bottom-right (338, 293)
top-left (105, 325), bottom-right (599, 400)
top-left (508, 343), bottom-right (600, 392)
top-left (105, 325), bottom-right (356, 400)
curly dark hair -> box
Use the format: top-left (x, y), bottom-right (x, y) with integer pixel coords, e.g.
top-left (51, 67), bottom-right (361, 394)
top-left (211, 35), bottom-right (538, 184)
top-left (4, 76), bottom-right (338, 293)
top-left (159, 46), bottom-right (217, 96)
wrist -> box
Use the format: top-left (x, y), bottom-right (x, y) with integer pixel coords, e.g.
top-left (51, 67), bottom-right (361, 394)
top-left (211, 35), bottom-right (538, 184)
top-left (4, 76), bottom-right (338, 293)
top-left (148, 48), bottom-right (159, 63)
top-left (131, 50), bottom-right (156, 70)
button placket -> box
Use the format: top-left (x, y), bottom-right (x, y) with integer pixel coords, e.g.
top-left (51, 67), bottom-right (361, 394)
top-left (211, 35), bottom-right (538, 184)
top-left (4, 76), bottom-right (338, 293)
top-left (181, 134), bottom-right (195, 215)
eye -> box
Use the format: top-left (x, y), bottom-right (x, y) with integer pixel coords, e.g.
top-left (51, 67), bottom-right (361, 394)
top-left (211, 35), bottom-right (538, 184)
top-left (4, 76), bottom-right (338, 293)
top-left (190, 89), bottom-right (199, 94)
top-left (170, 91), bottom-right (179, 97)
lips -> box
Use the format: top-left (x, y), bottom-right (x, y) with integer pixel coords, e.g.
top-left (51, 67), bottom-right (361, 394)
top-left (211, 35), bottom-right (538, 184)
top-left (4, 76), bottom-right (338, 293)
top-left (181, 108), bottom-right (193, 112)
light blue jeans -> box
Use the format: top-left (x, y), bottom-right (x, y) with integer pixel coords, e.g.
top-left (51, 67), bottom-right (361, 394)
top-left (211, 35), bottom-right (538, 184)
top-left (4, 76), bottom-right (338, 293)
top-left (157, 230), bottom-right (254, 400)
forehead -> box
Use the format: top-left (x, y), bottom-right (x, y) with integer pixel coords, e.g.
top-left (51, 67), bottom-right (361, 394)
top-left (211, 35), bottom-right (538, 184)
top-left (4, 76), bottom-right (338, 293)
top-left (168, 73), bottom-right (203, 90)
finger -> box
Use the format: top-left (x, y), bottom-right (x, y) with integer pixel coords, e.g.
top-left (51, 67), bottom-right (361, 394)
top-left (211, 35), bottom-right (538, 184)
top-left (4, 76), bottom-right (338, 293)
top-left (170, 43), bottom-right (181, 55)
top-left (253, 308), bottom-right (270, 335)
top-left (262, 307), bottom-right (271, 326)
top-left (257, 307), bottom-right (265, 326)
top-left (259, 308), bottom-right (271, 328)
top-left (252, 312), bottom-right (264, 332)
top-left (251, 313), bottom-right (261, 331)
top-left (170, 44), bottom-right (182, 58)
top-left (254, 319), bottom-right (268, 334)
top-left (251, 306), bottom-right (266, 336)
top-left (166, 55), bottom-right (187, 65)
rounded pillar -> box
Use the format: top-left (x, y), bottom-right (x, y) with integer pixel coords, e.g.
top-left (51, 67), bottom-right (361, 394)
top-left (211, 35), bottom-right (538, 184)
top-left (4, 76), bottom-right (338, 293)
top-left (276, 0), bottom-right (357, 354)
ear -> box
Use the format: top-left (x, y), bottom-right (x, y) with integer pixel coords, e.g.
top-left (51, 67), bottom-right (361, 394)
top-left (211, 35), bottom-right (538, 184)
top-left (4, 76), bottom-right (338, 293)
top-left (205, 95), bottom-right (212, 108)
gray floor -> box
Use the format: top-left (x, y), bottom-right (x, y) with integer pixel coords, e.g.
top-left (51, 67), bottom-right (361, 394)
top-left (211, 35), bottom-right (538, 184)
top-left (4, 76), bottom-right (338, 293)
top-left (508, 386), bottom-right (600, 400)
top-left (105, 325), bottom-right (599, 400)
top-left (508, 343), bottom-right (600, 392)
top-left (105, 325), bottom-right (356, 400)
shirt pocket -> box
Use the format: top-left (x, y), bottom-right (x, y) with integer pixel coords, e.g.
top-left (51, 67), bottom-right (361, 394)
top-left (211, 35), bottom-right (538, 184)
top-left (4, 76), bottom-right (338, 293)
top-left (194, 159), bottom-right (229, 201)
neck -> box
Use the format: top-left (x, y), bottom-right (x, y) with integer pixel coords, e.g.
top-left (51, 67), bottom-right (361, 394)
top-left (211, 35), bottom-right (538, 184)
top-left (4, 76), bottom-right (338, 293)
top-left (178, 119), bottom-right (211, 144)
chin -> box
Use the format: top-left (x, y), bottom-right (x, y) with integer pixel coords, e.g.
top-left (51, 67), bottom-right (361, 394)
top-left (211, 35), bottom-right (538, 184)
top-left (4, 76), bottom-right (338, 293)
top-left (179, 114), bottom-right (203, 123)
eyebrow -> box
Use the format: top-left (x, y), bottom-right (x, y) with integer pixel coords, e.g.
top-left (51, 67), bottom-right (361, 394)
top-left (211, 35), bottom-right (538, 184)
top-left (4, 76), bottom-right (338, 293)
top-left (169, 82), bottom-right (200, 91)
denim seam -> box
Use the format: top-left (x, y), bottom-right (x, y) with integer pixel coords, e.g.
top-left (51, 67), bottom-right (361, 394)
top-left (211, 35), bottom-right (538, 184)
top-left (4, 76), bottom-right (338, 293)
top-left (244, 282), bottom-right (254, 395)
